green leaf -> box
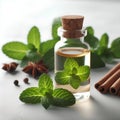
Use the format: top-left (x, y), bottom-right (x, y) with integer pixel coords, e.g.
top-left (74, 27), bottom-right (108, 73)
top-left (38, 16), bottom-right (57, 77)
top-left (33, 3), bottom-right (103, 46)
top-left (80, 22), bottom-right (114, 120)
top-left (91, 52), bottom-right (105, 68)
top-left (77, 66), bottom-right (90, 82)
top-left (52, 88), bottom-right (75, 107)
top-left (19, 87), bottom-right (42, 104)
top-left (20, 50), bottom-right (41, 67)
top-left (52, 17), bottom-right (61, 39)
top-left (85, 35), bottom-right (99, 49)
top-left (99, 33), bottom-right (109, 48)
top-left (72, 67), bottom-right (77, 74)
top-left (27, 43), bottom-right (37, 51)
top-left (41, 96), bottom-right (50, 109)
top-left (2, 41), bottom-right (28, 60)
top-left (40, 39), bottom-right (58, 55)
top-left (55, 71), bottom-right (70, 85)
top-left (70, 75), bottom-right (80, 89)
top-left (27, 26), bottom-right (40, 51)
top-left (64, 58), bottom-right (79, 71)
top-left (38, 73), bottom-right (53, 91)
top-left (86, 26), bottom-right (94, 35)
top-left (111, 37), bottom-right (120, 58)
top-left (101, 53), bottom-right (114, 64)
top-left (42, 48), bottom-right (54, 70)
top-left (97, 46), bottom-right (107, 55)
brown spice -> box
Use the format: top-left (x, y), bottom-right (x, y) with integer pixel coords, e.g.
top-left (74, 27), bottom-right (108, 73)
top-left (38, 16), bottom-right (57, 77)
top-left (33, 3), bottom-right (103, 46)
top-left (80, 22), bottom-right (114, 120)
top-left (95, 63), bottom-right (120, 89)
top-left (23, 78), bottom-right (29, 84)
top-left (2, 62), bottom-right (18, 72)
top-left (98, 69), bottom-right (120, 94)
top-left (14, 80), bottom-right (19, 86)
top-left (22, 60), bottom-right (48, 78)
top-left (109, 77), bottom-right (120, 95)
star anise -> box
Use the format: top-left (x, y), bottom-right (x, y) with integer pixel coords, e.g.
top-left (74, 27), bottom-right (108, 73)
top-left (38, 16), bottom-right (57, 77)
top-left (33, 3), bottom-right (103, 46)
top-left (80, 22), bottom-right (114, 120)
top-left (22, 60), bottom-right (48, 78)
top-left (2, 62), bottom-right (18, 72)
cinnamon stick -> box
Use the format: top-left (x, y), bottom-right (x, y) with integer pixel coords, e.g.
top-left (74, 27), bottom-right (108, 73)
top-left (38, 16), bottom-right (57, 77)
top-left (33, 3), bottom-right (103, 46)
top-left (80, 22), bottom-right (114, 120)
top-left (94, 63), bottom-right (120, 89)
top-left (109, 77), bottom-right (120, 95)
top-left (98, 69), bottom-right (120, 94)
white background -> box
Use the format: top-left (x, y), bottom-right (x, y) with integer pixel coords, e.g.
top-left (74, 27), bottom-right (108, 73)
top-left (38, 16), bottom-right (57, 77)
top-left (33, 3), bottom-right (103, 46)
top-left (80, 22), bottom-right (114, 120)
top-left (0, 0), bottom-right (120, 120)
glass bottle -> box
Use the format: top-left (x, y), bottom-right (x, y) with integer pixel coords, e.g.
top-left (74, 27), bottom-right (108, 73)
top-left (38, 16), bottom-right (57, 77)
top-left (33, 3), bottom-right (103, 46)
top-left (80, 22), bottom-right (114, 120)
top-left (54, 15), bottom-right (90, 101)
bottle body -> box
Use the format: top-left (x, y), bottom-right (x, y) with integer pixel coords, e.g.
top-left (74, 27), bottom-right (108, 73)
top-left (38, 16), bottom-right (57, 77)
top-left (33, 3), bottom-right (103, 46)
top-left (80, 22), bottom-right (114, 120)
top-left (54, 27), bottom-right (90, 101)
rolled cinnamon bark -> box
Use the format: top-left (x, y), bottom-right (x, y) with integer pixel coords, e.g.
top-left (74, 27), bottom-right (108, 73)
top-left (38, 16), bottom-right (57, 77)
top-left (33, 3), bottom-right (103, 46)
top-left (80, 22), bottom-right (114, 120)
top-left (94, 63), bottom-right (120, 89)
top-left (109, 77), bottom-right (120, 95)
top-left (98, 69), bottom-right (120, 94)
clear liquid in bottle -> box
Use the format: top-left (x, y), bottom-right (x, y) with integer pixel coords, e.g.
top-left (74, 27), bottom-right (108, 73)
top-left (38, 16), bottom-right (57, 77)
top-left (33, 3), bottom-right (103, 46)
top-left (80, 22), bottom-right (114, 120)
top-left (55, 47), bottom-right (90, 101)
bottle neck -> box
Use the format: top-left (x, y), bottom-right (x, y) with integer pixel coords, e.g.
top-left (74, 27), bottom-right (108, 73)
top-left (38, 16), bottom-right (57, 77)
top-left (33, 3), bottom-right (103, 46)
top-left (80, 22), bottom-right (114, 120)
top-left (58, 27), bottom-right (89, 49)
top-left (58, 27), bottom-right (86, 40)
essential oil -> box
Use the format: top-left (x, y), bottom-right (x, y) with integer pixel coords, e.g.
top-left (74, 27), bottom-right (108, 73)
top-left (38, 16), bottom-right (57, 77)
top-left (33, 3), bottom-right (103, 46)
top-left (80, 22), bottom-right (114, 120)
top-left (54, 15), bottom-right (91, 101)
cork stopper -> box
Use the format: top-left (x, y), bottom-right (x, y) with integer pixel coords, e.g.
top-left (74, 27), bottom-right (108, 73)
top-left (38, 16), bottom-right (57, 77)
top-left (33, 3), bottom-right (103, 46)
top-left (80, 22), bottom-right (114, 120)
top-left (62, 15), bottom-right (84, 30)
top-left (61, 15), bottom-right (84, 38)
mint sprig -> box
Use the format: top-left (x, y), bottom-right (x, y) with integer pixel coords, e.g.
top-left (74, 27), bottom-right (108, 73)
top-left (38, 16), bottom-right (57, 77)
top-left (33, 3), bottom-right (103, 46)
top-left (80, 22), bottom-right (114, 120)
top-left (2, 25), bottom-right (59, 70)
top-left (55, 58), bottom-right (90, 89)
top-left (85, 26), bottom-right (120, 68)
top-left (19, 74), bottom-right (75, 109)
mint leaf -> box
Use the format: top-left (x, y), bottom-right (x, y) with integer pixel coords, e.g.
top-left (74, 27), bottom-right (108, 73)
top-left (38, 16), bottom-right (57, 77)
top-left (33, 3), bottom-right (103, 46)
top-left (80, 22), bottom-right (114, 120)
top-left (55, 71), bottom-right (70, 85)
top-left (97, 47), bottom-right (114, 64)
top-left (85, 35), bottom-right (99, 49)
top-left (20, 51), bottom-right (41, 67)
top-left (97, 46), bottom-right (107, 55)
top-left (72, 67), bottom-right (77, 74)
top-left (77, 66), bottom-right (90, 82)
top-left (52, 88), bottom-right (75, 107)
top-left (2, 41), bottom-right (28, 60)
top-left (42, 48), bottom-right (54, 70)
top-left (41, 96), bottom-right (50, 109)
top-left (27, 26), bottom-right (40, 51)
top-left (100, 33), bottom-right (109, 48)
top-left (85, 26), bottom-right (99, 49)
top-left (38, 73), bottom-right (53, 92)
top-left (101, 52), bottom-right (114, 64)
top-left (70, 75), bottom-right (80, 89)
top-left (52, 17), bottom-right (61, 39)
top-left (27, 43), bottom-right (37, 51)
top-left (19, 87), bottom-right (42, 104)
top-left (91, 52), bottom-right (105, 68)
top-left (40, 39), bottom-right (58, 56)
top-left (55, 58), bottom-right (90, 89)
top-left (86, 26), bottom-right (94, 35)
top-left (111, 37), bottom-right (120, 58)
top-left (64, 58), bottom-right (79, 71)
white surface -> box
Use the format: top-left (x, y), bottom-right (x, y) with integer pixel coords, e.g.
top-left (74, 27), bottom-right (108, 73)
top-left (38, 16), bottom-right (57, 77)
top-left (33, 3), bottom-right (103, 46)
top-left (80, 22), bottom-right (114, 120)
top-left (0, 0), bottom-right (120, 120)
